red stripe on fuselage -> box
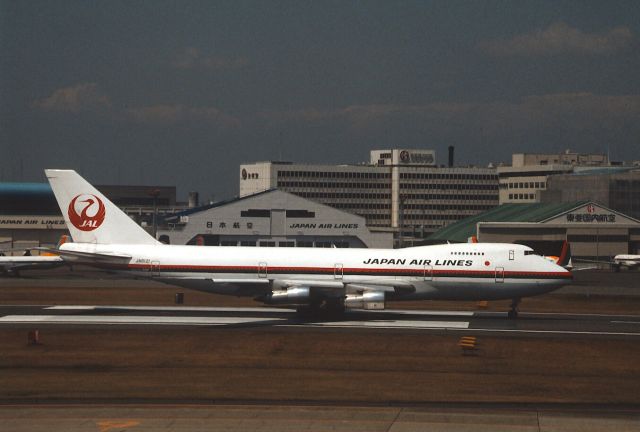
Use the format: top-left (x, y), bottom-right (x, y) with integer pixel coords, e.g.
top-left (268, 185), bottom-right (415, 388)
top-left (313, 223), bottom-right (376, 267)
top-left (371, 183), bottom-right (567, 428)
top-left (125, 263), bottom-right (572, 279)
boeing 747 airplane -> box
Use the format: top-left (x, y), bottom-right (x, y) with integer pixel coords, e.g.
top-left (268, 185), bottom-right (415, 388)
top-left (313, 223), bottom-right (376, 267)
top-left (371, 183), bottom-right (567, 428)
top-left (42, 169), bottom-right (572, 318)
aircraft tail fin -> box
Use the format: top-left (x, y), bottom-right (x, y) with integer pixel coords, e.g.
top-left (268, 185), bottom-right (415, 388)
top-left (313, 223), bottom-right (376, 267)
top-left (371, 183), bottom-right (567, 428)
top-left (45, 169), bottom-right (159, 245)
top-left (57, 234), bottom-right (70, 248)
top-left (557, 241), bottom-right (572, 269)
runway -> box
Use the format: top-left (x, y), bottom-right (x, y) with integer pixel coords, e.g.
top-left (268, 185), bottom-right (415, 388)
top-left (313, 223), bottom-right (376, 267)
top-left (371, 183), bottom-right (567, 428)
top-left (2, 304), bottom-right (640, 338)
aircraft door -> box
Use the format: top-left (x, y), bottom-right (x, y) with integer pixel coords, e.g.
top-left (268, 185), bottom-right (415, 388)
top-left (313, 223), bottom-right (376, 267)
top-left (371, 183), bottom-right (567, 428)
top-left (424, 265), bottom-right (433, 281)
top-left (150, 261), bottom-right (160, 277)
top-left (495, 267), bottom-right (504, 283)
top-left (258, 262), bottom-right (268, 278)
top-left (334, 263), bottom-right (343, 279)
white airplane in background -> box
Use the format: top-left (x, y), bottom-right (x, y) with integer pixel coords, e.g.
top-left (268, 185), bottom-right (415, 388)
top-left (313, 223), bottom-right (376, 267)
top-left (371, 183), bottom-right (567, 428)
top-left (0, 255), bottom-right (65, 276)
top-left (576, 255), bottom-right (640, 271)
top-left (0, 236), bottom-right (69, 276)
top-left (41, 169), bottom-right (573, 318)
top-left (610, 255), bottom-right (640, 270)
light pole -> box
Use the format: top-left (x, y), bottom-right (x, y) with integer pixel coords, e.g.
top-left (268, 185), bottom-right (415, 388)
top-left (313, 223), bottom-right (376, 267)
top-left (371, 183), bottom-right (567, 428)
top-left (149, 189), bottom-right (160, 239)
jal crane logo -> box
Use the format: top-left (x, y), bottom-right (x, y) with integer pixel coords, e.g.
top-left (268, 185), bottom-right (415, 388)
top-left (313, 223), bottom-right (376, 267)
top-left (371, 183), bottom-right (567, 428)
top-left (68, 194), bottom-right (106, 231)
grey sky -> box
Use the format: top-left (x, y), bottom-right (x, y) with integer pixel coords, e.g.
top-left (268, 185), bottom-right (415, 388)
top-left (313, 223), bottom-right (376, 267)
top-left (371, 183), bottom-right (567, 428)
top-left (2, 1), bottom-right (639, 201)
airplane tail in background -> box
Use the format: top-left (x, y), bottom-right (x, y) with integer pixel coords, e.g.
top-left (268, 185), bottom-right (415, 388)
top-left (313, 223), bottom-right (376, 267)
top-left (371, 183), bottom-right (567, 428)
top-left (41, 235), bottom-right (70, 256)
top-left (557, 240), bottom-right (572, 269)
top-left (45, 169), bottom-right (160, 245)
top-left (546, 241), bottom-right (573, 269)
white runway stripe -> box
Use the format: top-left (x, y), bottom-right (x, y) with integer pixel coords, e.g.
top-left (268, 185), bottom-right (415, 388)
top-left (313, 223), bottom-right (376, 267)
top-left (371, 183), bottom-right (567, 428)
top-left (367, 309), bottom-right (475, 317)
top-left (44, 305), bottom-right (295, 313)
top-left (44, 305), bottom-right (475, 317)
top-left (304, 320), bottom-right (470, 329)
top-left (0, 315), bottom-right (284, 326)
top-left (0, 314), bottom-right (469, 330)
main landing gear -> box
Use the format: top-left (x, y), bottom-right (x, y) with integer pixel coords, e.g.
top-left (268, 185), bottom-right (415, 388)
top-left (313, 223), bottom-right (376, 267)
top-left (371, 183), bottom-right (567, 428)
top-left (508, 298), bottom-right (521, 319)
top-left (296, 298), bottom-right (345, 320)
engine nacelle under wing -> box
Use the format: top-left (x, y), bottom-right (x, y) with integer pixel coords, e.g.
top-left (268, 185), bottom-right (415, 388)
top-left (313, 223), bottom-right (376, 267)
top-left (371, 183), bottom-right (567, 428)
top-left (345, 291), bottom-right (385, 310)
top-left (264, 286), bottom-right (311, 305)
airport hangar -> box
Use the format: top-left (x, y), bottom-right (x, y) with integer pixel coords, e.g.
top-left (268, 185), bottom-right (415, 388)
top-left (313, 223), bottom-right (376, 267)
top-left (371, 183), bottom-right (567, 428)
top-left (428, 201), bottom-right (640, 260)
top-left (158, 189), bottom-right (393, 249)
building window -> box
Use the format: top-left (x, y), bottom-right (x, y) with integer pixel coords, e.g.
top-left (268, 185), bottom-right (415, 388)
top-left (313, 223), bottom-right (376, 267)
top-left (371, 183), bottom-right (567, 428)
top-left (241, 209), bottom-right (271, 217)
top-left (286, 210), bottom-right (315, 218)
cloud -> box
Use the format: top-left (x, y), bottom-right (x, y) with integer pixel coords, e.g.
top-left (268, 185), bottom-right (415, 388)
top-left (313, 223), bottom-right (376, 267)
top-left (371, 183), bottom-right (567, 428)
top-left (172, 47), bottom-right (249, 70)
top-left (33, 83), bottom-right (240, 128)
top-left (480, 22), bottom-right (634, 56)
top-left (261, 93), bottom-right (640, 148)
top-left (126, 104), bottom-right (240, 128)
top-left (33, 83), bottom-right (112, 113)
top-left (261, 103), bottom-right (475, 129)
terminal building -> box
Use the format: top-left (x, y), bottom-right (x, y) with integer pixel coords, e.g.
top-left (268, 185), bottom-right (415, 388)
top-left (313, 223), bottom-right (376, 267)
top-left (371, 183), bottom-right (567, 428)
top-left (240, 148), bottom-right (499, 245)
top-left (428, 201), bottom-right (640, 260)
top-left (158, 189), bottom-right (392, 249)
top-left (497, 151), bottom-right (611, 204)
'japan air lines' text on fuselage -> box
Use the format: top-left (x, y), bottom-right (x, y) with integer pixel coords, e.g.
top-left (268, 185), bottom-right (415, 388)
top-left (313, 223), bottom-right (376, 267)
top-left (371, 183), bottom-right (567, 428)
top-left (362, 258), bottom-right (474, 266)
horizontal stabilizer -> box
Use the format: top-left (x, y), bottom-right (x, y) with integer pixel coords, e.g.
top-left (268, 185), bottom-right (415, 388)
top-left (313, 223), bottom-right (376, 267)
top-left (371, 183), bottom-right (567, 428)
top-left (34, 247), bottom-right (131, 264)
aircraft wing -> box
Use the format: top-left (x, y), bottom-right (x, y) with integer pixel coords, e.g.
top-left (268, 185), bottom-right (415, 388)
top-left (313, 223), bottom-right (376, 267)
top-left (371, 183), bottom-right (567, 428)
top-left (573, 258), bottom-right (614, 265)
top-left (251, 277), bottom-right (417, 308)
top-left (273, 278), bottom-right (417, 296)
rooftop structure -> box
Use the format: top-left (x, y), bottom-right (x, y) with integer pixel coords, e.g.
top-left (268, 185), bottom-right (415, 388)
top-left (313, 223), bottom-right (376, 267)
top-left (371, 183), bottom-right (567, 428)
top-left (498, 151), bottom-right (611, 204)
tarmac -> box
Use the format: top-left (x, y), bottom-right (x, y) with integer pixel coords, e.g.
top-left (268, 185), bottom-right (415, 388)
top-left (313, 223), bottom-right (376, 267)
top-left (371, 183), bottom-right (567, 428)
top-left (2, 404), bottom-right (639, 431)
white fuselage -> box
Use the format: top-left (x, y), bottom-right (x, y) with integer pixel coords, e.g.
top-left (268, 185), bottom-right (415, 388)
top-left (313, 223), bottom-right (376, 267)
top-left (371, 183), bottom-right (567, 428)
top-left (60, 241), bottom-right (572, 301)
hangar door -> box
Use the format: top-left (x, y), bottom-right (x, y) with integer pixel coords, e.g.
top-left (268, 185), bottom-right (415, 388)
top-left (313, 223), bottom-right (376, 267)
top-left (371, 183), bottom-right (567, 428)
top-left (270, 210), bottom-right (285, 236)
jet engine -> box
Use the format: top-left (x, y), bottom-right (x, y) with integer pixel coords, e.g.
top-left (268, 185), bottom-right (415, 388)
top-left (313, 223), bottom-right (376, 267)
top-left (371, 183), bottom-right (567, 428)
top-left (344, 291), bottom-right (385, 310)
top-left (264, 286), bottom-right (310, 305)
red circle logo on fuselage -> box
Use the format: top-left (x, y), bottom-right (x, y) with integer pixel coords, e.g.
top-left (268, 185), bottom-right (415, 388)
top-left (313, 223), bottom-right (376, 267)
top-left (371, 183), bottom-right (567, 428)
top-left (68, 194), bottom-right (106, 231)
